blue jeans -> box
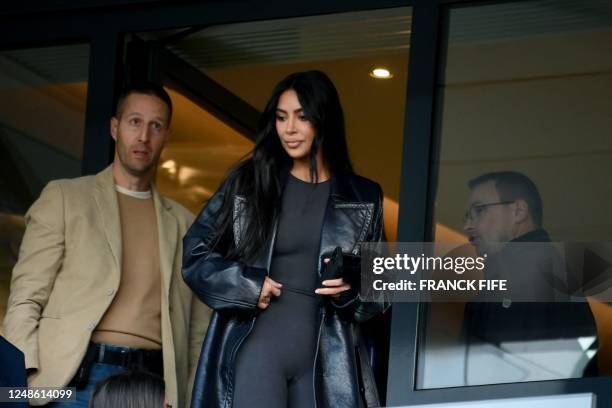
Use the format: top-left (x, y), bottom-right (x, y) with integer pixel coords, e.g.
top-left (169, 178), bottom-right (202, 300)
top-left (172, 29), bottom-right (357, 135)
top-left (49, 363), bottom-right (127, 407)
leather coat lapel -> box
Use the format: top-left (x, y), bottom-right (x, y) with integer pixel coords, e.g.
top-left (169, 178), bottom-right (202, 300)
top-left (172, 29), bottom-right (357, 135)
top-left (232, 173), bottom-right (375, 274)
top-left (242, 173), bottom-right (376, 276)
top-left (93, 166), bottom-right (122, 277)
top-left (319, 174), bottom-right (374, 262)
top-left (233, 194), bottom-right (277, 270)
top-left (153, 187), bottom-right (177, 297)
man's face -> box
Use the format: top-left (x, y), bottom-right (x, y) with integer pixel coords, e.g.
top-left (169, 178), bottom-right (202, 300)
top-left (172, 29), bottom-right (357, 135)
top-left (463, 180), bottom-right (515, 255)
top-left (110, 93), bottom-right (170, 177)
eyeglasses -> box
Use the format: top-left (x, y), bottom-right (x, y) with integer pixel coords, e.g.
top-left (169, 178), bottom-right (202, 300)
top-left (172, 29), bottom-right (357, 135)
top-left (463, 201), bottom-right (515, 222)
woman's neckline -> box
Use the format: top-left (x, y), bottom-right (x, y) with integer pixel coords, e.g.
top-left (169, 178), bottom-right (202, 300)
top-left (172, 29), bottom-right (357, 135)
top-left (289, 172), bottom-right (331, 185)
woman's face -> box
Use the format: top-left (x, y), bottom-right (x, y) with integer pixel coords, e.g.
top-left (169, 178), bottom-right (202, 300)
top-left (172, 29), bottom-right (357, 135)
top-left (276, 89), bottom-right (316, 163)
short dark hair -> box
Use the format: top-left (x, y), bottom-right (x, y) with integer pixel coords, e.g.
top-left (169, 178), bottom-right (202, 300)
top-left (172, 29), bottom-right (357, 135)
top-left (115, 81), bottom-right (173, 123)
top-left (89, 370), bottom-right (165, 408)
top-left (468, 171), bottom-right (543, 227)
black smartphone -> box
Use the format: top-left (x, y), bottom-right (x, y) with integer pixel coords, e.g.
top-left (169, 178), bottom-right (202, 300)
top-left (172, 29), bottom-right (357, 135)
top-left (341, 252), bottom-right (361, 288)
top-left (321, 246), bottom-right (344, 282)
top-left (320, 247), bottom-right (362, 287)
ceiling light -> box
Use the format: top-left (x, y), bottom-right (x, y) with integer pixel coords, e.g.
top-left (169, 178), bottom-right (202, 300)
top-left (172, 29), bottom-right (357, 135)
top-left (370, 68), bottom-right (393, 79)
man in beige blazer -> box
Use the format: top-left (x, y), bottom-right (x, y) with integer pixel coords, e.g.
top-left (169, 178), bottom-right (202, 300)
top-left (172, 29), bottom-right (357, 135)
top-left (3, 82), bottom-right (210, 407)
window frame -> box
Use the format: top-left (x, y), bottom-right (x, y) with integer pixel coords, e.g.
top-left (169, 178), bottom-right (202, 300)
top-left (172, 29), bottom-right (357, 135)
top-left (388, 0), bottom-right (612, 405)
top-left (1, 0), bottom-right (609, 405)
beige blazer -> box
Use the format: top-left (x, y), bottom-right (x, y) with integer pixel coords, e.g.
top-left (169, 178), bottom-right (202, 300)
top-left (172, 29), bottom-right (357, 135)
top-left (3, 165), bottom-right (211, 407)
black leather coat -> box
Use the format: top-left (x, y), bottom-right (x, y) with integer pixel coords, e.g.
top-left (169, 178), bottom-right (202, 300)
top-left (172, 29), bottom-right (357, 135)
top-left (182, 172), bottom-right (387, 408)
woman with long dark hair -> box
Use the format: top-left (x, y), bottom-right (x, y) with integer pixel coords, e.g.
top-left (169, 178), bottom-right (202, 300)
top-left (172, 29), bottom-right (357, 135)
top-left (183, 70), bottom-right (386, 408)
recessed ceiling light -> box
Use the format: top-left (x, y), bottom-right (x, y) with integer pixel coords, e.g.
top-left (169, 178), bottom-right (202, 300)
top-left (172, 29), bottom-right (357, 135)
top-left (370, 68), bottom-right (393, 79)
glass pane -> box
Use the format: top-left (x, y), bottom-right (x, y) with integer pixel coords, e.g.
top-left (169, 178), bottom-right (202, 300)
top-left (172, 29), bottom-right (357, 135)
top-left (156, 89), bottom-right (253, 213)
top-left (0, 43), bottom-right (89, 332)
top-left (419, 0), bottom-right (612, 388)
top-left (160, 7), bottom-right (412, 240)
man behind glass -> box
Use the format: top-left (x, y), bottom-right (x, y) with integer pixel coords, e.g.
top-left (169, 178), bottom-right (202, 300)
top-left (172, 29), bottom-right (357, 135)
top-left (462, 171), bottom-right (598, 383)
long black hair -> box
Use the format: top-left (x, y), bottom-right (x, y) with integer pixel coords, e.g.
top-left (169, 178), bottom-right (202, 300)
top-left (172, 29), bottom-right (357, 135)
top-left (216, 70), bottom-right (353, 262)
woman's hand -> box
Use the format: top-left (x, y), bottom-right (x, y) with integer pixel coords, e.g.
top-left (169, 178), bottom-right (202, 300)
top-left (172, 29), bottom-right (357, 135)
top-left (315, 257), bottom-right (351, 297)
top-left (315, 278), bottom-right (351, 297)
top-left (258, 277), bottom-right (282, 309)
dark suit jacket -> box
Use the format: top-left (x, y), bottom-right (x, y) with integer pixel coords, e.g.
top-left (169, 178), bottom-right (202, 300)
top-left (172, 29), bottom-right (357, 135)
top-left (463, 229), bottom-right (597, 344)
top-left (0, 336), bottom-right (28, 408)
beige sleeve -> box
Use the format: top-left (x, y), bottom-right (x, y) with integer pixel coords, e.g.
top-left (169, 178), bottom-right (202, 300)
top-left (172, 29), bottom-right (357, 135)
top-left (3, 181), bottom-right (66, 371)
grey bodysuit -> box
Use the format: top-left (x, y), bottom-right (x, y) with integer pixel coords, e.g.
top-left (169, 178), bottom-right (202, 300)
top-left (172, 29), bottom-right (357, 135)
top-left (233, 174), bottom-right (330, 408)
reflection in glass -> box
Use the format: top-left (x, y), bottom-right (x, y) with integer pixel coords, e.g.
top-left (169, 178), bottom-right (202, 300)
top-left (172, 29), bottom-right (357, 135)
top-left (0, 43), bottom-right (89, 332)
top-left (156, 89), bottom-right (253, 214)
top-left (420, 0), bottom-right (612, 388)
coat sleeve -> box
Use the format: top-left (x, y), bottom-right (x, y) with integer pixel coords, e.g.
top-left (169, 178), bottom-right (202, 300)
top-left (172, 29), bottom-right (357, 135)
top-left (186, 294), bottom-right (211, 407)
top-left (331, 184), bottom-right (390, 323)
top-left (182, 183), bottom-right (267, 314)
top-left (3, 181), bottom-right (66, 371)
top-left (172, 208), bottom-right (212, 408)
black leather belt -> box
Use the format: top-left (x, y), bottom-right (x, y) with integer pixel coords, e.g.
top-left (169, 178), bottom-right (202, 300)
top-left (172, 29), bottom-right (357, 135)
top-left (88, 343), bottom-right (163, 376)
